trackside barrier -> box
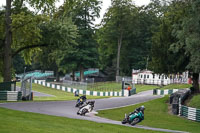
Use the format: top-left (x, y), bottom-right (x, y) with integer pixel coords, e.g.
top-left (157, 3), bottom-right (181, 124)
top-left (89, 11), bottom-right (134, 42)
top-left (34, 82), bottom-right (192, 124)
top-left (33, 80), bottom-right (136, 97)
top-left (0, 91), bottom-right (22, 101)
top-left (154, 88), bottom-right (200, 122)
top-left (153, 88), bottom-right (189, 95)
top-left (179, 105), bottom-right (200, 122)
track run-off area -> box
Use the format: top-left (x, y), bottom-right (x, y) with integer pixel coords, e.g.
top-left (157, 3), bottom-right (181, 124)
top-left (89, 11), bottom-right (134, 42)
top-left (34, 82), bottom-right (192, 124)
top-left (0, 90), bottom-right (188, 133)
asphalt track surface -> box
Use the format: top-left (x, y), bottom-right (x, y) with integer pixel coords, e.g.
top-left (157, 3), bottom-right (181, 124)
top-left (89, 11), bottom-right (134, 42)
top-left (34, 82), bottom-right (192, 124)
top-left (0, 90), bottom-right (188, 133)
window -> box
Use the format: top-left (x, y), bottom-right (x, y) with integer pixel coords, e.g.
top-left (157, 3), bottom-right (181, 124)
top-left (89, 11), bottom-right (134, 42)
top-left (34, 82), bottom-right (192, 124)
top-left (147, 75), bottom-right (149, 78)
top-left (144, 75), bottom-right (146, 79)
top-left (141, 75), bottom-right (143, 78)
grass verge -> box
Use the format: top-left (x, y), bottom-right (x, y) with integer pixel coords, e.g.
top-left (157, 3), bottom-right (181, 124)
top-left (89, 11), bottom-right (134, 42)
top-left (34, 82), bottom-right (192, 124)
top-left (97, 96), bottom-right (200, 133)
top-left (17, 83), bottom-right (108, 101)
top-left (159, 84), bottom-right (192, 90)
top-left (187, 94), bottom-right (200, 109)
top-left (0, 107), bottom-right (164, 133)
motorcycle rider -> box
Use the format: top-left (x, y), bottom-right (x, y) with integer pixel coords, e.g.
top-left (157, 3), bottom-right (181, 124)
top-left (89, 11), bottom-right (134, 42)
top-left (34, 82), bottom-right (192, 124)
top-left (80, 95), bottom-right (87, 101)
top-left (131, 105), bottom-right (145, 115)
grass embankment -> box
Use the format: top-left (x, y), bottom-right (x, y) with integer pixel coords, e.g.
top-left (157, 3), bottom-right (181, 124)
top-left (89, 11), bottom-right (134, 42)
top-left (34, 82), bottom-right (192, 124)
top-left (0, 107), bottom-right (164, 133)
top-left (16, 83), bottom-right (108, 101)
top-left (188, 94), bottom-right (200, 109)
top-left (97, 96), bottom-right (200, 133)
top-left (159, 84), bottom-right (192, 90)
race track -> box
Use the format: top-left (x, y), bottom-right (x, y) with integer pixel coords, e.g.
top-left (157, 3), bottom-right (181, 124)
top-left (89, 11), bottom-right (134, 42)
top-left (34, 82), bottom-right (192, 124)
top-left (0, 90), bottom-right (188, 133)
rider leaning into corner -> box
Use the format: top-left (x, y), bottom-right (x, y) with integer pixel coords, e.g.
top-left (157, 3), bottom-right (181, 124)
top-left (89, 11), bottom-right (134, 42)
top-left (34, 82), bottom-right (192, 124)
top-left (132, 105), bottom-right (145, 114)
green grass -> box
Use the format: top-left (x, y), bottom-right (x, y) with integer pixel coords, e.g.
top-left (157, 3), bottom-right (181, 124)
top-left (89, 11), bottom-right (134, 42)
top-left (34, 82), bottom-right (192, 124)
top-left (87, 82), bottom-right (122, 92)
top-left (188, 94), bottom-right (200, 109)
top-left (87, 82), bottom-right (159, 92)
top-left (0, 107), bottom-right (164, 133)
top-left (16, 83), bottom-right (108, 101)
top-left (160, 84), bottom-right (192, 90)
top-left (97, 96), bottom-right (200, 133)
top-left (135, 85), bottom-right (158, 93)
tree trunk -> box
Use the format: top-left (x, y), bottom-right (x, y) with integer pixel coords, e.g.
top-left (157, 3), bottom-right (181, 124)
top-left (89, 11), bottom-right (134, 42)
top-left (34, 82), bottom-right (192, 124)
top-left (80, 66), bottom-right (84, 82)
top-left (72, 70), bottom-right (75, 81)
top-left (55, 67), bottom-right (59, 82)
top-left (192, 73), bottom-right (199, 93)
top-left (3, 0), bottom-right (12, 82)
top-left (116, 31), bottom-right (123, 77)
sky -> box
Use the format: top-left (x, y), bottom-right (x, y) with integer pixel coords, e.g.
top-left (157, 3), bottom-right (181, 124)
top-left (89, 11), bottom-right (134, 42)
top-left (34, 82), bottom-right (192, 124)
top-left (0, 0), bottom-right (150, 24)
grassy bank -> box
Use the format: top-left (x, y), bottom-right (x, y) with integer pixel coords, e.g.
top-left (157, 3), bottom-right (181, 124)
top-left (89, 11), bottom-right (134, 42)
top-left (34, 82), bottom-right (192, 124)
top-left (0, 107), bottom-right (163, 133)
top-left (97, 96), bottom-right (200, 133)
top-left (188, 94), bottom-right (200, 109)
top-left (159, 84), bottom-right (192, 90)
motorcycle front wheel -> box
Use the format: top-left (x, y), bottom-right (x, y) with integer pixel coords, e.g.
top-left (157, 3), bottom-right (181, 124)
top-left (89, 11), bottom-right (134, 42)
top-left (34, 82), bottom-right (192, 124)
top-left (121, 119), bottom-right (127, 124)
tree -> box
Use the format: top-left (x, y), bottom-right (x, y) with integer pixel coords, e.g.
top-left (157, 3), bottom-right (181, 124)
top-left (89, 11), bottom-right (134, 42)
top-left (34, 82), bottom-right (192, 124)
top-left (97, 0), bottom-right (133, 79)
top-left (150, 0), bottom-right (200, 92)
top-left (33, 17), bottom-right (78, 81)
top-left (96, 0), bottom-right (159, 78)
top-left (56, 0), bottom-right (102, 81)
top-left (171, 0), bottom-right (200, 92)
top-left (3, 0), bottom-right (56, 81)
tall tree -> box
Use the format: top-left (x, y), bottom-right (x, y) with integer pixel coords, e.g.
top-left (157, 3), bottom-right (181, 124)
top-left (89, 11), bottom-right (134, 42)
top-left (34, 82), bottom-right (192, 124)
top-left (3, 0), bottom-right (56, 81)
top-left (150, 0), bottom-right (200, 92)
top-left (171, 0), bottom-right (200, 92)
top-left (97, 0), bottom-right (133, 79)
top-left (56, 0), bottom-right (102, 81)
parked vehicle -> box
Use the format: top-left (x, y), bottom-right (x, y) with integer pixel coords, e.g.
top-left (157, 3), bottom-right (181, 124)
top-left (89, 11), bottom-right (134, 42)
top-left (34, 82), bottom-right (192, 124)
top-left (121, 110), bottom-right (144, 125)
top-left (75, 95), bottom-right (87, 107)
top-left (77, 101), bottom-right (95, 116)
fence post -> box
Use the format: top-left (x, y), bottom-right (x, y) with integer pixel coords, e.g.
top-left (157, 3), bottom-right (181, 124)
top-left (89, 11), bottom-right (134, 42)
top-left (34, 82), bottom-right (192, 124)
top-left (179, 98), bottom-right (181, 116)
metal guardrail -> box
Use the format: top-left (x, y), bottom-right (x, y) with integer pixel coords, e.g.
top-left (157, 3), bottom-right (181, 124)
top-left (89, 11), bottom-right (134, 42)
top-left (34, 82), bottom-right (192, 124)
top-left (180, 105), bottom-right (200, 122)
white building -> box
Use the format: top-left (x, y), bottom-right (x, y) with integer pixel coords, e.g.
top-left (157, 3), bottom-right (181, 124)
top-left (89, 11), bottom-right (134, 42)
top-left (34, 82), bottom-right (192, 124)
top-left (132, 69), bottom-right (190, 85)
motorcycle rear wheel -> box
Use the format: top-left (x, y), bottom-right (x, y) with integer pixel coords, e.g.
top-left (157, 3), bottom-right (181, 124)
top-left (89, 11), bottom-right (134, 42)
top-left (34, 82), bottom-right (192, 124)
top-left (81, 108), bottom-right (88, 116)
top-left (131, 118), bottom-right (140, 126)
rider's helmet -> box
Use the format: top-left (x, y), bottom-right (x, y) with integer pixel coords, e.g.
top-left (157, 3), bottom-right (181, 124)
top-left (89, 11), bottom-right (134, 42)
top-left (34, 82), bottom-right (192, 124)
top-left (140, 105), bottom-right (145, 111)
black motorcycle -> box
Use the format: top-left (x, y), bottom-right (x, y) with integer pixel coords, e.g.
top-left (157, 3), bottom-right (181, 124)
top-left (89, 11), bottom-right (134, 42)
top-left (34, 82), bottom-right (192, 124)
top-left (75, 95), bottom-right (87, 107)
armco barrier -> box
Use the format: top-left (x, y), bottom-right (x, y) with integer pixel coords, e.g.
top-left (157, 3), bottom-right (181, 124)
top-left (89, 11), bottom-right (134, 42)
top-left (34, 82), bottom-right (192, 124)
top-left (153, 89), bottom-right (179, 95)
top-left (0, 91), bottom-right (22, 101)
top-left (154, 88), bottom-right (200, 122)
top-left (153, 88), bottom-right (189, 95)
top-left (180, 105), bottom-right (200, 122)
top-left (33, 80), bottom-right (135, 97)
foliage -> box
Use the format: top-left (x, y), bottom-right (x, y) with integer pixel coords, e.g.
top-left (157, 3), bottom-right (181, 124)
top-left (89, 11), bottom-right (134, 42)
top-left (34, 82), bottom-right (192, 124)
top-left (33, 17), bottom-right (78, 80)
top-left (55, 0), bottom-right (102, 81)
top-left (97, 0), bottom-right (160, 77)
top-left (150, 0), bottom-right (200, 92)
top-left (98, 96), bottom-right (200, 133)
top-left (11, 12), bottom-right (48, 64)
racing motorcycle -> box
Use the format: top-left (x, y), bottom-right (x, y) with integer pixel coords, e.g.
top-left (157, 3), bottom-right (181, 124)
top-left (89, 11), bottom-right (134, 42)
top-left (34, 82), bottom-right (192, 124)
top-left (77, 101), bottom-right (95, 116)
top-left (121, 111), bottom-right (144, 125)
top-left (75, 95), bottom-right (87, 107)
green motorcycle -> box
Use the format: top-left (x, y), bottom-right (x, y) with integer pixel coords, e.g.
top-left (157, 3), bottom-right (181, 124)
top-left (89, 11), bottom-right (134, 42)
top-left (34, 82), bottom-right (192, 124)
top-left (121, 111), bottom-right (144, 125)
